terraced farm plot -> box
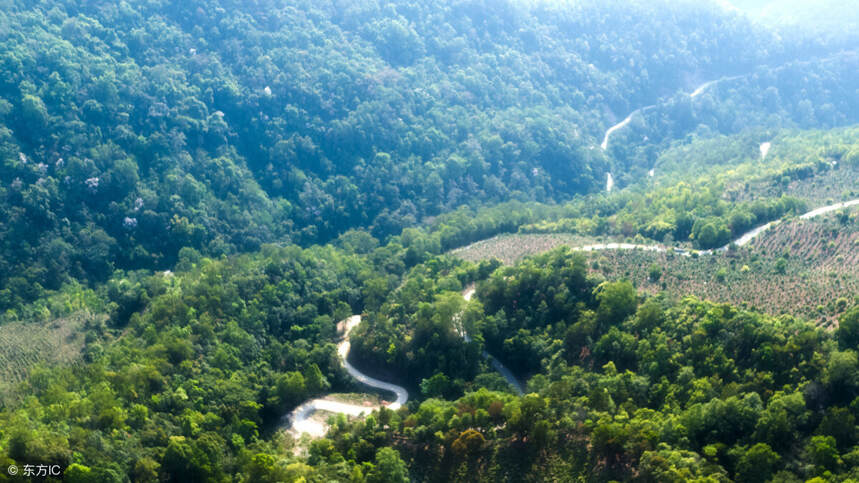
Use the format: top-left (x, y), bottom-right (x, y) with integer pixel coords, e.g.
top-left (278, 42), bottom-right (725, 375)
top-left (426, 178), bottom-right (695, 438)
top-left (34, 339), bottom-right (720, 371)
top-left (734, 161), bottom-right (859, 206)
top-left (587, 242), bottom-right (858, 326)
top-left (451, 233), bottom-right (597, 265)
top-left (450, 218), bottom-right (859, 325)
top-left (0, 312), bottom-right (93, 399)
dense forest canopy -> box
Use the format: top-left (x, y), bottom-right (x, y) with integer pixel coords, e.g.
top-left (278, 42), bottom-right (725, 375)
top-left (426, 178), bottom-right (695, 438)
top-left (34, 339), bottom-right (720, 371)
top-left (729, 0), bottom-right (859, 35)
top-left (2, 0), bottom-right (859, 482)
top-left (339, 250), bottom-right (859, 482)
top-left (3, 0), bottom-right (859, 313)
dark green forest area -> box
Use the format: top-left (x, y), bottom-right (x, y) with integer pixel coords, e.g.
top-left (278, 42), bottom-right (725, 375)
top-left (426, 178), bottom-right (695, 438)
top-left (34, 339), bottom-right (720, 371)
top-left (343, 250), bottom-right (859, 482)
top-left (2, 0), bottom-right (859, 481)
top-left (2, 0), bottom-right (858, 312)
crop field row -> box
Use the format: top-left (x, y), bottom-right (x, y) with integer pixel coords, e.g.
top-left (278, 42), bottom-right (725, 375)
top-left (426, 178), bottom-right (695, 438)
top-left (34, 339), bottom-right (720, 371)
top-left (0, 312), bottom-right (91, 399)
top-left (451, 217), bottom-right (858, 325)
top-left (754, 219), bottom-right (859, 265)
top-left (735, 162), bottom-right (859, 206)
top-left (589, 252), bottom-right (856, 327)
top-left (451, 233), bottom-right (595, 265)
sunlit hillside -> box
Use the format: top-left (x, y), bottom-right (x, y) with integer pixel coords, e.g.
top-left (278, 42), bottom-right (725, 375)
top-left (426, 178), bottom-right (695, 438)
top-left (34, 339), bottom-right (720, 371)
top-left (1, 1), bottom-right (858, 481)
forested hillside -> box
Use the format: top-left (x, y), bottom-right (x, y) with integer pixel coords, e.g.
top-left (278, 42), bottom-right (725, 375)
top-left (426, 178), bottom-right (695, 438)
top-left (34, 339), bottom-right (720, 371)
top-left (2, 1), bottom-right (859, 482)
top-left (3, 0), bottom-right (857, 313)
top-left (328, 250), bottom-right (859, 482)
top-left (607, 51), bottom-right (859, 180)
top-left (730, 0), bottom-right (859, 35)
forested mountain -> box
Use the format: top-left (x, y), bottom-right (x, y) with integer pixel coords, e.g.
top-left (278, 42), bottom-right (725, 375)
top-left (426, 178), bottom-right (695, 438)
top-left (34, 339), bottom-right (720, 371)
top-left (606, 51), bottom-right (859, 180)
top-left (729, 0), bottom-right (859, 35)
top-left (339, 250), bottom-right (859, 482)
top-left (2, 1), bottom-right (859, 482)
top-left (3, 0), bottom-right (857, 313)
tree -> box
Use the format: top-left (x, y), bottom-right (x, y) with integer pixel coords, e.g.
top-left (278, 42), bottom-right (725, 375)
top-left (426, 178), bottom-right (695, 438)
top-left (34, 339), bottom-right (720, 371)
top-left (304, 364), bottom-right (330, 394)
top-left (64, 464), bottom-right (95, 483)
top-left (815, 407), bottom-right (856, 449)
top-left (693, 219), bottom-right (731, 249)
top-left (595, 281), bottom-right (638, 326)
top-left (245, 453), bottom-right (290, 482)
top-left (271, 372), bottom-right (307, 410)
top-left (420, 373), bottom-right (452, 398)
top-left (362, 277), bottom-right (388, 312)
top-left (634, 300), bottom-right (664, 333)
top-left (824, 350), bottom-right (859, 403)
top-left (648, 264), bottom-right (662, 282)
top-left (367, 448), bottom-right (409, 483)
top-left (594, 327), bottom-right (638, 370)
top-left (805, 435), bottom-right (841, 473)
top-left (368, 18), bottom-right (425, 66)
top-left (735, 443), bottom-right (780, 483)
top-left (163, 436), bottom-right (209, 482)
top-left (20, 94), bottom-right (49, 131)
top-left (753, 391), bottom-right (808, 450)
top-left (451, 429), bottom-right (486, 458)
top-left (639, 447), bottom-right (719, 482)
top-left (836, 307), bottom-right (859, 350)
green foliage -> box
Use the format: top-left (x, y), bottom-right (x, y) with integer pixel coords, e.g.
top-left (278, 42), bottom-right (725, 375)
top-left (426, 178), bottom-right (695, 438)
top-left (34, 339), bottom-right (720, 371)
top-left (648, 263), bottom-right (663, 282)
top-left (5, 223), bottom-right (859, 481)
top-left (367, 448), bottom-right (409, 483)
top-left (351, 257), bottom-right (483, 389)
top-left (735, 443), bottom-right (781, 483)
top-left (2, 2), bottom-right (859, 482)
top-left (318, 250), bottom-right (859, 481)
top-left (3, 0), bottom-right (856, 314)
top-left (0, 243), bottom-right (388, 480)
top-left (837, 306), bottom-right (859, 350)
top-left (595, 280), bottom-right (639, 326)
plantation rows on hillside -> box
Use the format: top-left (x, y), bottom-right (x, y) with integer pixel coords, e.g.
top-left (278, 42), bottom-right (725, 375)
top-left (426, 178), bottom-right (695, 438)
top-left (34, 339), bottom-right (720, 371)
top-left (0, 312), bottom-right (92, 402)
top-left (318, 249), bottom-right (859, 481)
top-left (589, 218), bottom-right (859, 325)
top-left (450, 213), bottom-right (859, 325)
top-left (2, 0), bottom-right (858, 316)
top-left (451, 233), bottom-right (594, 265)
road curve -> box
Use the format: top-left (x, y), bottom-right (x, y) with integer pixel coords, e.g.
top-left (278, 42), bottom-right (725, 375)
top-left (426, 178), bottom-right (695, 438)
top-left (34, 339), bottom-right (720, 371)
top-left (713, 199), bottom-right (859, 251)
top-left (286, 198), bottom-right (859, 437)
top-left (284, 315), bottom-right (408, 437)
top-left (338, 316), bottom-right (408, 409)
top-left (565, 199), bottom-right (859, 256)
top-left (600, 50), bottom-right (857, 153)
top-left (567, 199), bottom-right (859, 257)
top-left (601, 112), bottom-right (637, 150)
top-left (461, 287), bottom-right (526, 395)
top-left (287, 399), bottom-right (379, 438)
top-left (601, 76), bottom-right (744, 152)
top-left (690, 80), bottom-right (717, 98)
top-left (800, 199), bottom-right (859, 220)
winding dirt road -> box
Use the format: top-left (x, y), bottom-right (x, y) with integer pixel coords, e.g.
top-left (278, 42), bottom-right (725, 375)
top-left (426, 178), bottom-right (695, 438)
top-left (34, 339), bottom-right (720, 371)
top-left (602, 73), bottom-right (753, 154)
top-left (567, 199), bottom-right (858, 256)
top-left (800, 199), bottom-right (859, 219)
top-left (600, 48), bottom-right (856, 163)
top-left (284, 315), bottom-right (407, 438)
top-left (287, 198), bottom-right (859, 437)
top-left (461, 287), bottom-right (526, 395)
top-left (601, 113), bottom-right (637, 151)
top-left (285, 288), bottom-right (522, 437)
